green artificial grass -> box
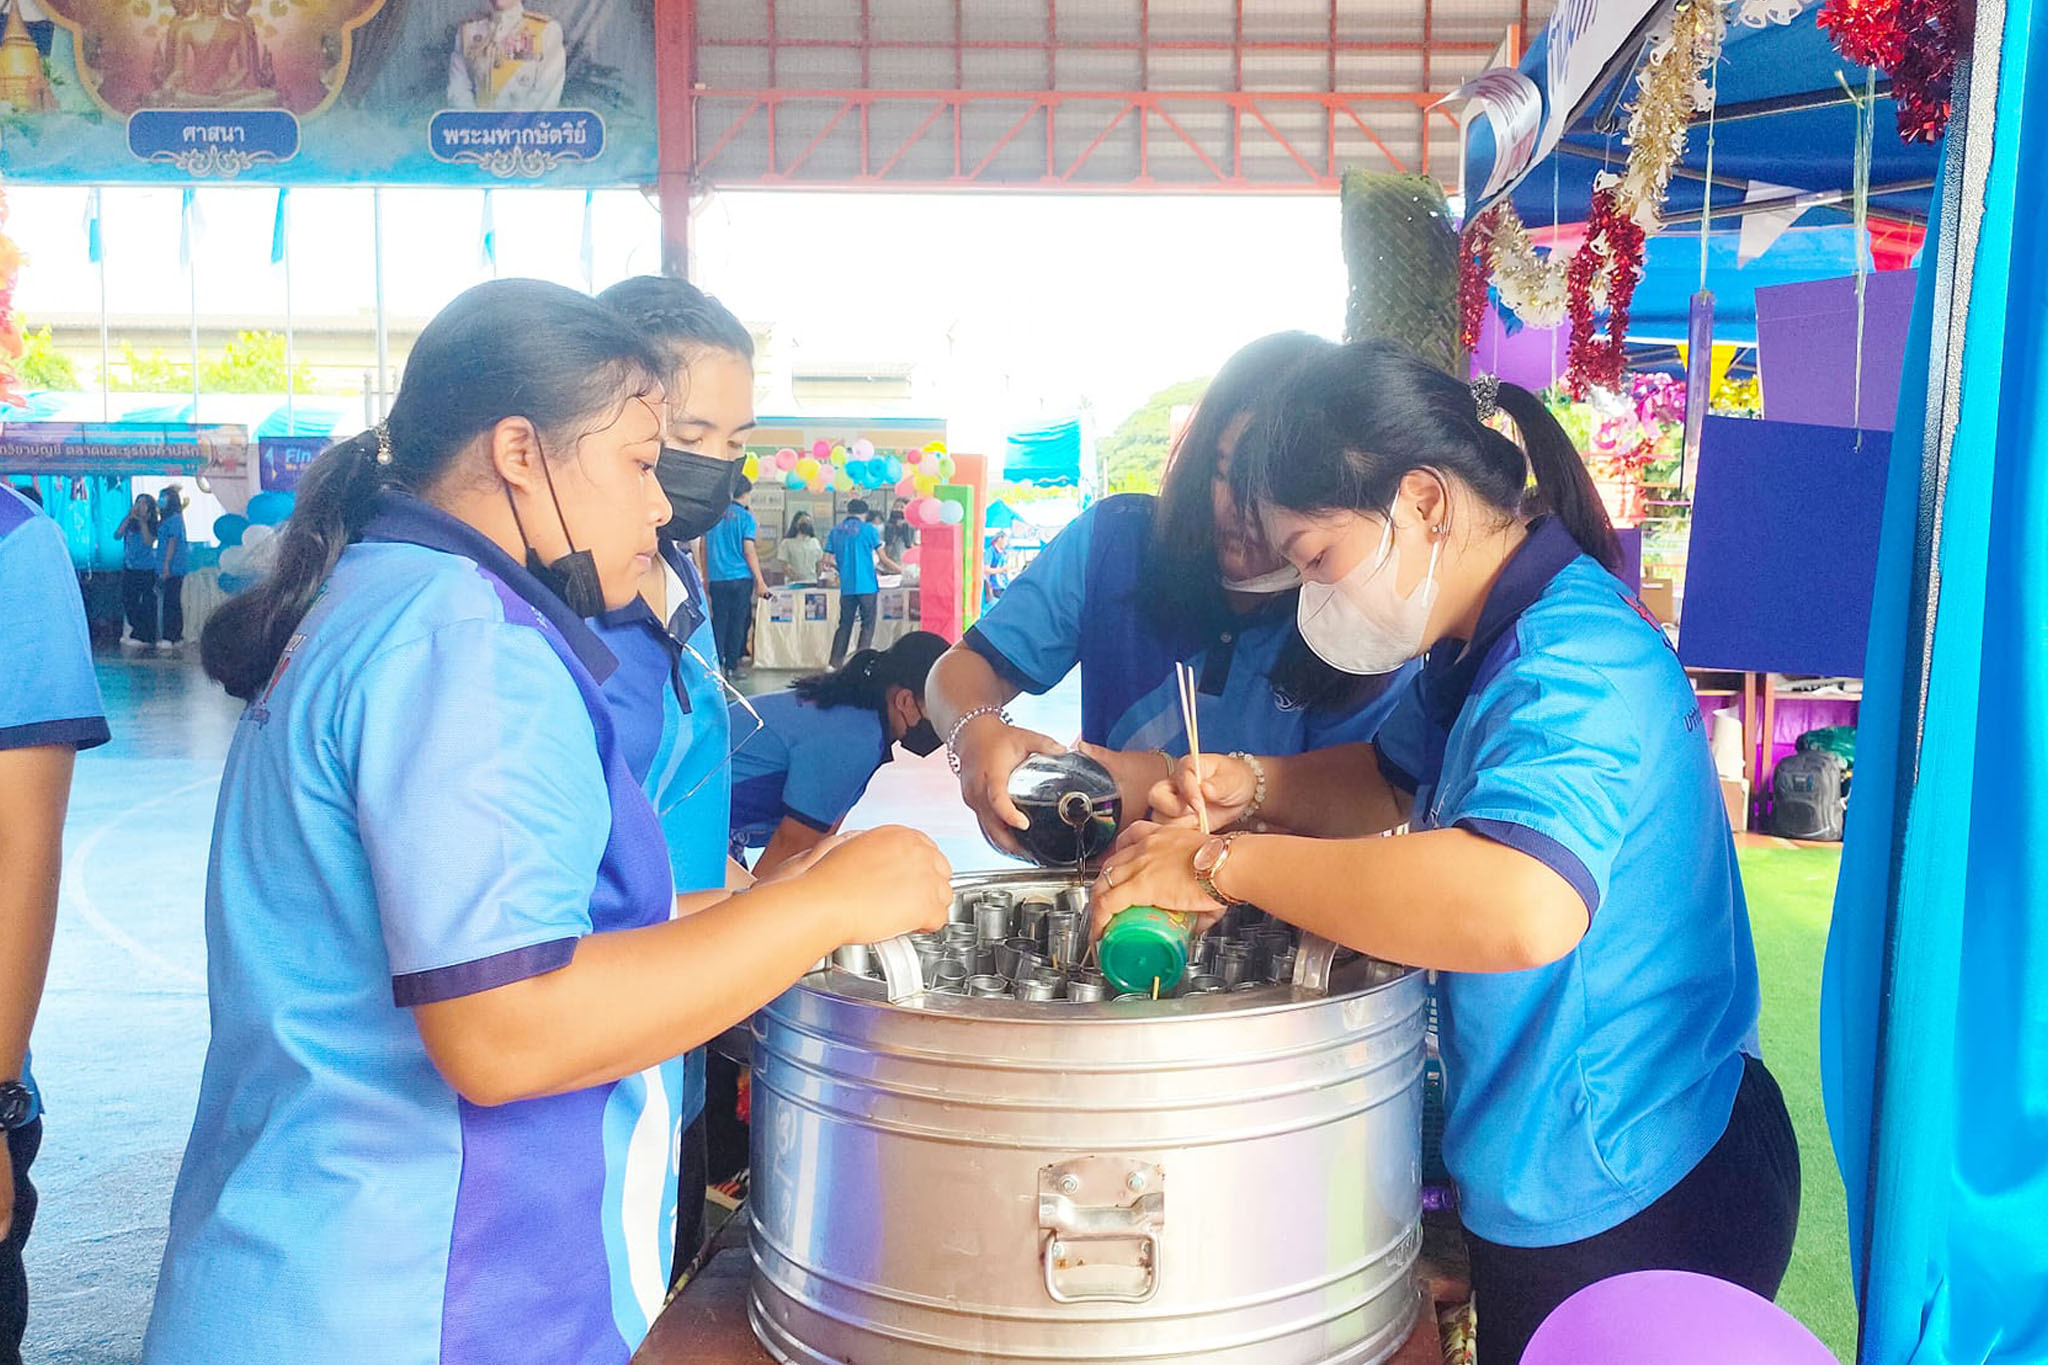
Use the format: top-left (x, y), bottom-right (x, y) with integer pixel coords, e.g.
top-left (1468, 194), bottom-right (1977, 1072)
top-left (1740, 843), bottom-right (1858, 1362)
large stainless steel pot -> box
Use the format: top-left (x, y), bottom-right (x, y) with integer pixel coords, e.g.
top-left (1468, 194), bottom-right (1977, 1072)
top-left (748, 870), bottom-right (1429, 1363)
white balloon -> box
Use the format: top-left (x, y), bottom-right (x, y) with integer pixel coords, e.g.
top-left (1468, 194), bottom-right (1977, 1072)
top-left (241, 524), bottom-right (277, 549)
top-left (218, 546), bottom-right (253, 575)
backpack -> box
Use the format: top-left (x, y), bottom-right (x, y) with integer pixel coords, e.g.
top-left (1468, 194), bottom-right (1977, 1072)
top-left (1771, 749), bottom-right (1849, 841)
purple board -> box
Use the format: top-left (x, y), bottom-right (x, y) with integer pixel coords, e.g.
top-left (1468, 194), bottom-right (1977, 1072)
top-left (1677, 416), bottom-right (1888, 678)
top-left (1615, 526), bottom-right (1643, 592)
top-left (1754, 269), bottom-right (1918, 431)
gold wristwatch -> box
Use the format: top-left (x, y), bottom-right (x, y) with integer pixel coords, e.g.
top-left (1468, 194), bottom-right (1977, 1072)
top-left (1191, 832), bottom-right (1244, 910)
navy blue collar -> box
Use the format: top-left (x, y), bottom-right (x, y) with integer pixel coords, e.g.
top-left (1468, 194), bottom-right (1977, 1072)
top-left (361, 491), bottom-right (618, 684)
top-left (1422, 516), bottom-right (1583, 726)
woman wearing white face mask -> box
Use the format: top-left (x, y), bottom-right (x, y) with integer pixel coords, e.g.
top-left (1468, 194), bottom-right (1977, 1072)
top-left (1092, 342), bottom-right (1797, 1365)
top-left (927, 333), bottom-right (1418, 855)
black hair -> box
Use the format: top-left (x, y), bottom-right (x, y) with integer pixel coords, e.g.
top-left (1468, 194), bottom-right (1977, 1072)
top-left (1232, 340), bottom-right (1622, 574)
top-left (159, 487), bottom-right (183, 515)
top-left (117, 493), bottom-right (160, 540)
top-left (887, 507), bottom-right (906, 522)
top-left (595, 275), bottom-right (753, 362)
top-left (845, 497), bottom-right (870, 517)
top-left (786, 511), bottom-right (815, 537)
top-left (1141, 332), bottom-right (1335, 644)
top-left (200, 278), bottom-right (666, 702)
top-left (791, 631), bottom-right (950, 730)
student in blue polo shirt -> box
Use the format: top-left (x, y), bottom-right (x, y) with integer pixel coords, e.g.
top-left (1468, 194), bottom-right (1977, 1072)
top-left (824, 497), bottom-right (900, 666)
top-left (1096, 343), bottom-right (1796, 1365)
top-left (703, 474), bottom-right (767, 676)
top-left (116, 492), bottom-right (162, 647)
top-left (928, 332), bottom-right (1416, 857)
top-left (0, 482), bottom-right (111, 1365)
top-left (591, 273), bottom-right (788, 1280)
top-left (154, 486), bottom-right (190, 651)
top-left (144, 280), bottom-right (951, 1365)
top-left (729, 630), bottom-right (951, 876)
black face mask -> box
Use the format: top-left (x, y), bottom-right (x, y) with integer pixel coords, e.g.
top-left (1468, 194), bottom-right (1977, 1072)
top-left (901, 716), bottom-right (943, 758)
top-left (505, 441), bottom-right (610, 619)
top-left (656, 447), bottom-right (741, 544)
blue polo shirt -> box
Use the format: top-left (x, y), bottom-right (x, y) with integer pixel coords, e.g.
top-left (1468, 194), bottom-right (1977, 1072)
top-left (156, 511), bottom-right (190, 576)
top-left (825, 516), bottom-right (883, 596)
top-left (728, 690), bottom-right (890, 847)
top-left (592, 542), bottom-right (731, 1130)
top-left (965, 494), bottom-right (1414, 756)
top-left (0, 484), bottom-right (111, 1127)
top-left (1374, 517), bottom-right (1761, 1247)
top-left (145, 493), bottom-right (688, 1365)
top-left (705, 502), bottom-right (756, 583)
top-left (123, 526), bottom-right (157, 571)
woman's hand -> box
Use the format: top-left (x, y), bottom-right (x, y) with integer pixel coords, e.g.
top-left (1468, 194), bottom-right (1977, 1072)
top-left (1148, 753), bottom-right (1259, 831)
top-left (949, 714), bottom-right (1066, 857)
top-left (1074, 741), bottom-right (1167, 831)
top-left (1089, 820), bottom-right (1225, 940)
top-left (804, 825), bottom-right (954, 943)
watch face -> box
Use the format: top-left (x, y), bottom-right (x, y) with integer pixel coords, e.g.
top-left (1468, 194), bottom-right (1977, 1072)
top-left (1192, 836), bottom-right (1226, 876)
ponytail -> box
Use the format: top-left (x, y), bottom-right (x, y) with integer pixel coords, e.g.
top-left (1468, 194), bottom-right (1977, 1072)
top-left (1492, 382), bottom-right (1623, 575)
top-left (789, 630), bottom-right (951, 723)
top-left (201, 431), bottom-right (384, 700)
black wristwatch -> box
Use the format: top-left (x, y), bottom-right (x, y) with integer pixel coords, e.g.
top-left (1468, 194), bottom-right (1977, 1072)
top-left (0, 1081), bottom-right (34, 1130)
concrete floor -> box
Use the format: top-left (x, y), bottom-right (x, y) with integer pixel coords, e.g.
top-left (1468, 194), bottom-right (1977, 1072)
top-left (24, 649), bottom-right (1080, 1362)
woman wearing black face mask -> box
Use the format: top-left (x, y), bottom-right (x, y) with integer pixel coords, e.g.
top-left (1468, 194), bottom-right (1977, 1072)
top-left (728, 630), bottom-right (952, 878)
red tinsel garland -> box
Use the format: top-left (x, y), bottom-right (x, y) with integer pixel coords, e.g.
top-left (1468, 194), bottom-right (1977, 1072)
top-left (1818, 0), bottom-right (1963, 142)
top-left (1563, 189), bottom-right (1645, 399)
top-left (1457, 211), bottom-right (1497, 354)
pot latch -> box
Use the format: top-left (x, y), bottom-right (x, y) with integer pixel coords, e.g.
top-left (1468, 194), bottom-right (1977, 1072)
top-left (1038, 1156), bottom-right (1165, 1304)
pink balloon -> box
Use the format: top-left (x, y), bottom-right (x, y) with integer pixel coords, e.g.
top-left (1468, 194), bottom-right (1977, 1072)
top-left (1523, 1273), bottom-right (1834, 1365)
top-left (775, 448), bottom-right (798, 471)
top-left (811, 439), bottom-right (831, 460)
top-left (895, 476), bottom-right (918, 498)
top-left (901, 546), bottom-right (921, 567)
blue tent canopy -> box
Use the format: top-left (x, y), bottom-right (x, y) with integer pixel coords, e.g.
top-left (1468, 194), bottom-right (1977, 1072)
top-left (1470, 7), bottom-right (1940, 234)
top-left (1003, 417), bottom-right (1083, 487)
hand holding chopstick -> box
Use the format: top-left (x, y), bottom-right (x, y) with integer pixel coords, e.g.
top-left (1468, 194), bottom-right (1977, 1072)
top-left (1174, 662), bottom-right (1210, 837)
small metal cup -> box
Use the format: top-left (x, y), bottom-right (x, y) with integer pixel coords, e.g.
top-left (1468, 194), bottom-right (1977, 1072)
top-left (996, 936), bottom-right (1036, 980)
top-left (1032, 965), bottom-right (1069, 999)
top-left (831, 943), bottom-right (873, 977)
top-left (1017, 898), bottom-right (1055, 947)
top-left (1191, 935), bottom-right (1220, 974)
top-left (1014, 948), bottom-right (1049, 980)
top-left (911, 939), bottom-right (944, 986)
top-left (1216, 942), bottom-right (1252, 989)
top-left (1111, 992), bottom-right (1154, 1003)
top-left (1187, 974), bottom-right (1226, 994)
top-left (1044, 910), bottom-right (1084, 969)
top-left (973, 901), bottom-right (1013, 943)
top-left (1065, 968), bottom-right (1108, 1004)
top-left (1056, 886), bottom-right (1091, 923)
top-left (972, 942), bottom-right (999, 977)
top-left (931, 961), bottom-right (968, 994)
top-left (942, 922), bottom-right (978, 947)
top-left (1013, 975), bottom-right (1060, 1002)
top-left (967, 974), bottom-right (1011, 998)
top-left (1267, 949), bottom-right (1298, 984)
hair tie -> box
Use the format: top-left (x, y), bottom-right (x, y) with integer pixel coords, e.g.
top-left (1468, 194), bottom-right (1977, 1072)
top-left (1470, 373), bottom-right (1501, 422)
top-left (374, 422), bottom-right (394, 466)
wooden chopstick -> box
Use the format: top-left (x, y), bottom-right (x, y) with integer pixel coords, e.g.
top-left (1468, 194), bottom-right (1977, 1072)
top-left (1175, 661), bottom-right (1210, 837)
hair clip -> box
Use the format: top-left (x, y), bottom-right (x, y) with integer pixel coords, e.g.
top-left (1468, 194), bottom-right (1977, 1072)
top-left (1471, 373), bottom-right (1501, 422)
top-left (374, 423), bottom-right (394, 466)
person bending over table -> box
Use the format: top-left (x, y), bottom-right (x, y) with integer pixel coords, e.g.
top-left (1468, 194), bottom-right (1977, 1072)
top-left (926, 331), bottom-right (1419, 858)
top-left (1092, 342), bottom-right (1798, 1365)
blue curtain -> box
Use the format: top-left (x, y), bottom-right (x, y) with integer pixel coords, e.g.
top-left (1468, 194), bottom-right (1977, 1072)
top-left (1820, 4), bottom-right (2048, 1360)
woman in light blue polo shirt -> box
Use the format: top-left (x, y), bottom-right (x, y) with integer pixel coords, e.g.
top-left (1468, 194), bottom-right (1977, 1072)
top-left (153, 487), bottom-right (190, 651)
top-left (731, 630), bottom-right (952, 877)
top-left (145, 279), bottom-right (951, 1365)
top-left (115, 492), bottom-right (161, 647)
top-left (1095, 342), bottom-right (1797, 1365)
top-left (928, 332), bottom-right (1417, 858)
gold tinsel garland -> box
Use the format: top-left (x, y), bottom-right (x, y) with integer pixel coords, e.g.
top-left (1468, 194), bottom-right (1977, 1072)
top-left (1471, 0), bottom-right (1728, 371)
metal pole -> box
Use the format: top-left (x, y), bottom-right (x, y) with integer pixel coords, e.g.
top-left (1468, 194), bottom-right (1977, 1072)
top-left (653, 0), bottom-right (698, 278)
top-left (282, 189), bottom-right (295, 429)
top-left (188, 193), bottom-right (201, 419)
top-left (372, 187), bottom-right (390, 419)
top-left (95, 188), bottom-right (110, 421)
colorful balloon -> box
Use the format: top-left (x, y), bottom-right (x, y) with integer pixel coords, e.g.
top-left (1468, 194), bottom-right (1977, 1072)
top-left (830, 445), bottom-right (848, 465)
top-left (938, 500), bottom-right (965, 525)
top-left (811, 439), bottom-right (831, 460)
top-left (884, 456), bottom-right (904, 482)
top-left (784, 471), bottom-right (806, 490)
top-left (925, 441), bottom-right (947, 456)
top-left (938, 455), bottom-right (957, 479)
top-left (742, 453), bottom-right (761, 480)
top-left (1523, 1272), bottom-right (1835, 1365)
top-left (775, 448), bottom-right (799, 471)
top-left (212, 513), bottom-right (249, 547)
top-left (852, 438), bottom-right (875, 460)
top-left (241, 523), bottom-right (277, 549)
top-left (246, 490), bottom-right (295, 526)
top-left (796, 456), bottom-right (820, 480)
top-left (895, 476), bottom-right (918, 498)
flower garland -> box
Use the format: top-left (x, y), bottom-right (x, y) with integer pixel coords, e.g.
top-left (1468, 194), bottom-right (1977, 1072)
top-left (1818, 0), bottom-right (1962, 142)
top-left (1463, 0), bottom-right (1727, 395)
top-left (0, 187), bottom-right (22, 409)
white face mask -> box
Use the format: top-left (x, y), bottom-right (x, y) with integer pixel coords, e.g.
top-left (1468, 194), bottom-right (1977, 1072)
top-left (1220, 562), bottom-right (1303, 594)
top-left (1296, 517), bottom-right (1442, 675)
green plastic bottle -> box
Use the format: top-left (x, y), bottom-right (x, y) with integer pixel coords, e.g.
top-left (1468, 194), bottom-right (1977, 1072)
top-left (1098, 906), bottom-right (1196, 996)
